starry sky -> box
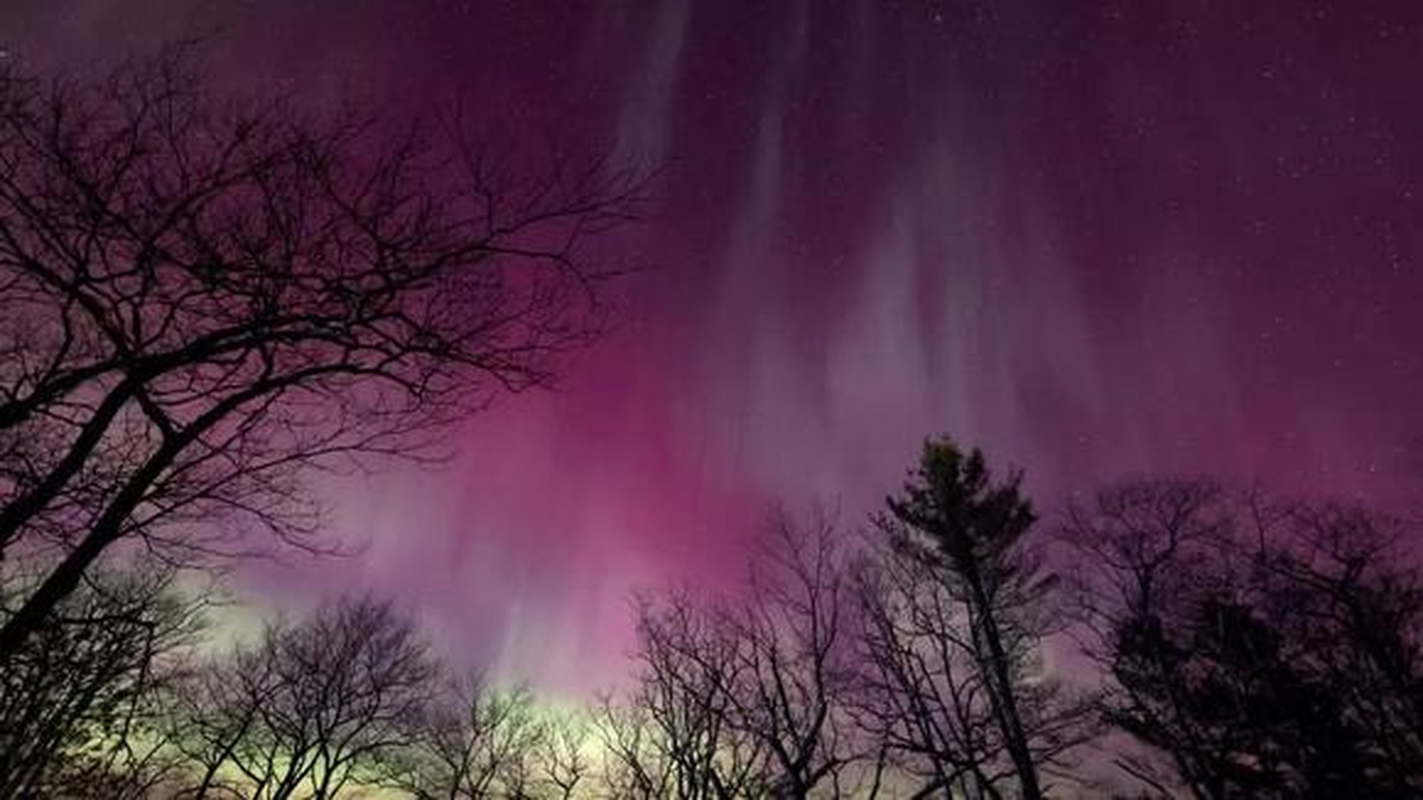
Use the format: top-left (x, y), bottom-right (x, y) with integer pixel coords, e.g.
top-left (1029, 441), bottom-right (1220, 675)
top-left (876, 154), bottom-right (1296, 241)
top-left (3, 1), bottom-right (1421, 692)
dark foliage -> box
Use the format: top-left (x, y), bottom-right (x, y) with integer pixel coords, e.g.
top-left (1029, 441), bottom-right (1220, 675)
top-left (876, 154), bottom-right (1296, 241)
top-left (1063, 482), bottom-right (1423, 798)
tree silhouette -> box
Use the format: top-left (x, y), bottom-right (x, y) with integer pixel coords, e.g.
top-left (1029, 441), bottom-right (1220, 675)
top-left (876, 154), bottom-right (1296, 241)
top-left (171, 595), bottom-right (439, 799)
top-left (1062, 481), bottom-right (1423, 798)
top-left (606, 589), bottom-right (767, 799)
top-left (598, 510), bottom-right (876, 799)
top-left (534, 708), bottom-right (593, 800)
top-left (870, 437), bottom-right (1077, 800)
top-left (851, 532), bottom-right (1021, 797)
top-left (391, 675), bottom-right (547, 799)
top-left (388, 677), bottom-right (594, 800)
top-left (593, 693), bottom-right (679, 799)
top-left (0, 45), bottom-right (644, 661)
top-left (0, 559), bottom-right (204, 797)
top-left (721, 511), bottom-right (864, 798)
top-left (7, 387), bottom-right (1421, 800)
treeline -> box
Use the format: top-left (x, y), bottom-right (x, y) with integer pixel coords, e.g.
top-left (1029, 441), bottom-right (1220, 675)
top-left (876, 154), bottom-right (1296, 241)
top-left (2, 439), bottom-right (1420, 798)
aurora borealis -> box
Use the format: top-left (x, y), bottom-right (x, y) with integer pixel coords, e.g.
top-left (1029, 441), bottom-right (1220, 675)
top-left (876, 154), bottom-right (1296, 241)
top-left (4, 0), bottom-right (1419, 692)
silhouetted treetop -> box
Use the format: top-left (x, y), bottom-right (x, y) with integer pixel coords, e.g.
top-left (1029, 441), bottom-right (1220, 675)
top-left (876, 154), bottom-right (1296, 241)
top-left (880, 437), bottom-right (1038, 574)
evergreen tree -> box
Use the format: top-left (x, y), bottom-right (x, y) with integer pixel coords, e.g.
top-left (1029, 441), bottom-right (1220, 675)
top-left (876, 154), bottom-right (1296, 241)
top-left (877, 437), bottom-right (1054, 800)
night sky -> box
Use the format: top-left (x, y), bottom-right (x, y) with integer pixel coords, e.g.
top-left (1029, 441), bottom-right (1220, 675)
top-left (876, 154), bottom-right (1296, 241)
top-left (4, 0), bottom-right (1420, 692)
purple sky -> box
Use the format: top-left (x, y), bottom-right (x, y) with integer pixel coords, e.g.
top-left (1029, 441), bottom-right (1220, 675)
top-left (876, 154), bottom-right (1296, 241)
top-left (5, 0), bottom-right (1421, 691)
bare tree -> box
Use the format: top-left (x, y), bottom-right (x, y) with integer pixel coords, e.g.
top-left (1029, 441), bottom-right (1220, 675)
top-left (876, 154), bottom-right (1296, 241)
top-left (392, 674), bottom-right (547, 799)
top-left (599, 511), bottom-right (874, 799)
top-left (0, 44), bottom-right (645, 659)
top-left (594, 693), bottom-right (679, 800)
top-left (535, 710), bottom-right (592, 800)
top-left (172, 595), bottom-right (439, 799)
top-left (599, 591), bottom-right (766, 800)
top-left (0, 558), bottom-right (204, 797)
top-left (721, 510), bottom-right (864, 798)
top-left (166, 652), bottom-right (268, 800)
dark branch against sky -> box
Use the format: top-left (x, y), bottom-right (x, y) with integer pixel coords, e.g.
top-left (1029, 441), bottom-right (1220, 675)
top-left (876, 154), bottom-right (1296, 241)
top-left (3, 0), bottom-right (1418, 691)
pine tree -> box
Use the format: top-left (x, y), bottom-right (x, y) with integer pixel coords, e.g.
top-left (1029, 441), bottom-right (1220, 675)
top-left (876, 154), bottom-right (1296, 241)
top-left (878, 437), bottom-right (1049, 800)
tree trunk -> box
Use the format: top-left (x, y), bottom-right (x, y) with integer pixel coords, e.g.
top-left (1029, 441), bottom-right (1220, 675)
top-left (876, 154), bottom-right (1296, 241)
top-left (0, 526), bottom-right (111, 661)
top-left (964, 564), bottom-right (1043, 800)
